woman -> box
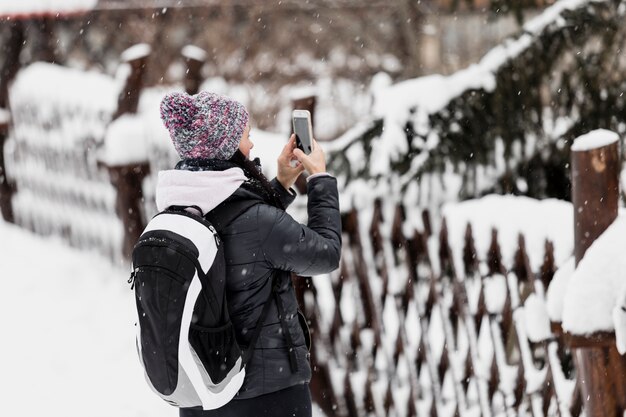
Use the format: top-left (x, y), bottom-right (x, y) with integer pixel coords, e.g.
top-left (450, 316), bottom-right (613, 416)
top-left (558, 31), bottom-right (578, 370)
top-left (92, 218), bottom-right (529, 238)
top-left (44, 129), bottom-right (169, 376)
top-left (157, 91), bottom-right (342, 417)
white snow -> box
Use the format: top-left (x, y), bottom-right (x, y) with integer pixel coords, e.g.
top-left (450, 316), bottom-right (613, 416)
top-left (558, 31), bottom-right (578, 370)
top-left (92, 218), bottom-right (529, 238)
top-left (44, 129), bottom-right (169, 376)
top-left (547, 342), bottom-right (576, 412)
top-left (0, 0), bottom-right (97, 17)
top-left (181, 45), bottom-right (207, 62)
top-left (0, 219), bottom-right (173, 417)
top-left (0, 107), bottom-right (10, 124)
top-left (523, 0), bottom-right (593, 34)
top-left (562, 215), bottom-right (626, 335)
top-left (512, 307), bottom-right (549, 403)
top-left (8, 63), bottom-right (123, 258)
top-left (10, 62), bottom-right (117, 120)
top-left (249, 129), bottom-right (290, 181)
top-left (484, 274), bottom-right (508, 314)
top-left (546, 256), bottom-right (575, 323)
top-left (99, 114), bottom-right (149, 166)
top-left (0, 217), bottom-right (334, 417)
top-left (442, 195), bottom-right (573, 276)
top-left (121, 43), bottom-right (152, 62)
top-left (369, 72), bottom-right (392, 102)
top-left (523, 294), bottom-right (552, 343)
top-left (365, 0), bottom-right (598, 177)
top-left (613, 301), bottom-right (626, 354)
top-left (570, 129), bottom-right (619, 152)
top-left (289, 85), bottom-right (318, 101)
top-left (382, 295), bottom-right (400, 355)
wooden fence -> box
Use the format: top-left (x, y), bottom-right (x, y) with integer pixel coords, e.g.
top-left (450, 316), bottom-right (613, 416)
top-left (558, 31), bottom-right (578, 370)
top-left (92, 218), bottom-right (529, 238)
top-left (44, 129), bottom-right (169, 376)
top-left (298, 133), bottom-right (626, 417)
top-left (1, 45), bottom-right (206, 262)
top-left (297, 199), bottom-right (577, 417)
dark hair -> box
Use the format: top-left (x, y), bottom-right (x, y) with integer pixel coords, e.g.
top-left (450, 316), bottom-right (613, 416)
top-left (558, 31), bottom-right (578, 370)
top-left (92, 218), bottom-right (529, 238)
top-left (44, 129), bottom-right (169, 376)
top-left (229, 150), bottom-right (285, 210)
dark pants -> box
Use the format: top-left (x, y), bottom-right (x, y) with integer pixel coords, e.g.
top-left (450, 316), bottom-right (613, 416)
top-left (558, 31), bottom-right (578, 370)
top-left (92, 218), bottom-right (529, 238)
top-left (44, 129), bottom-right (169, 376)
top-left (179, 384), bottom-right (312, 417)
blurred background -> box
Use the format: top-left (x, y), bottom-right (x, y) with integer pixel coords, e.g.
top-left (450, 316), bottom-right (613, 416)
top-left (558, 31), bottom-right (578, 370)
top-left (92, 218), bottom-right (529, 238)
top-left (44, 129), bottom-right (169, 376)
top-left (2, 1), bottom-right (626, 417)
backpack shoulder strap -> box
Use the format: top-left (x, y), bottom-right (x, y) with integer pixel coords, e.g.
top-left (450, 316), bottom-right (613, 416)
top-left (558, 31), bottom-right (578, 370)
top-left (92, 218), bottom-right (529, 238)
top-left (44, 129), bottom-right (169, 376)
top-left (242, 278), bottom-right (275, 366)
top-left (273, 287), bottom-right (299, 372)
top-left (241, 274), bottom-right (299, 373)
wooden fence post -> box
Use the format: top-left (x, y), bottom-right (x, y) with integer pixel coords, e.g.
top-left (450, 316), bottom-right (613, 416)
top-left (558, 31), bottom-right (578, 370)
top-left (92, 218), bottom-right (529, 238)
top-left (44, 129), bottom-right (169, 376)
top-left (106, 44), bottom-right (152, 260)
top-left (35, 17), bottom-right (57, 63)
top-left (109, 163), bottom-right (150, 259)
top-left (0, 20), bottom-right (24, 108)
top-left (0, 20), bottom-right (25, 223)
top-left (0, 118), bottom-right (13, 222)
top-left (182, 45), bottom-right (207, 95)
top-left (112, 44), bottom-right (151, 120)
top-left (292, 94), bottom-right (316, 129)
top-left (570, 130), bottom-right (624, 416)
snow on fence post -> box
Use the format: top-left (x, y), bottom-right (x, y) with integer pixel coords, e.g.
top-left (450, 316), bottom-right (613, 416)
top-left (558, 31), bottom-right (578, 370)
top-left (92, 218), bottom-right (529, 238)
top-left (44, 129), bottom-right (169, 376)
top-left (182, 45), bottom-right (206, 95)
top-left (569, 129), bottom-right (624, 417)
top-left (103, 44), bottom-right (152, 260)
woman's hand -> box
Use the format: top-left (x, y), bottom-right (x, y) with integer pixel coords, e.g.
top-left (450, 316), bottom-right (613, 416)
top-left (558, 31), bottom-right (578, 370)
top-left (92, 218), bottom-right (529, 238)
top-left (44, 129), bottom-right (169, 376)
top-left (276, 134), bottom-right (305, 190)
top-left (293, 138), bottom-right (326, 175)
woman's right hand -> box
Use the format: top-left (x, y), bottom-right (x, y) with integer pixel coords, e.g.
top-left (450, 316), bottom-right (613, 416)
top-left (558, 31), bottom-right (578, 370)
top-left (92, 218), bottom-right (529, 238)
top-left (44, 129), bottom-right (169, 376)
top-left (293, 139), bottom-right (326, 175)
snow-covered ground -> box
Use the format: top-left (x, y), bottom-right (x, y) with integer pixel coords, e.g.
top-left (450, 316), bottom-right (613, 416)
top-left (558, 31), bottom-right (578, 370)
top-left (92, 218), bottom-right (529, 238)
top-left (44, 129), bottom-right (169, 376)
top-left (0, 219), bottom-right (174, 417)
top-left (0, 218), bottom-right (327, 416)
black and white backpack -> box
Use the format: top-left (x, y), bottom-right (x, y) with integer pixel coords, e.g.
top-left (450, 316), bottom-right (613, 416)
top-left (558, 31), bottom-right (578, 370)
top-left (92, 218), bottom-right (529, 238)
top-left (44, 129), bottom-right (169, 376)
top-left (128, 203), bottom-right (273, 410)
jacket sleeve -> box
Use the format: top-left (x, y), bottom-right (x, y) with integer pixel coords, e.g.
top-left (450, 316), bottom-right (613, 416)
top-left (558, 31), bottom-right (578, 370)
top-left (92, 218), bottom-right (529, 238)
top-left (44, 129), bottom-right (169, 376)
top-left (260, 176), bottom-right (342, 276)
top-left (270, 177), bottom-right (297, 209)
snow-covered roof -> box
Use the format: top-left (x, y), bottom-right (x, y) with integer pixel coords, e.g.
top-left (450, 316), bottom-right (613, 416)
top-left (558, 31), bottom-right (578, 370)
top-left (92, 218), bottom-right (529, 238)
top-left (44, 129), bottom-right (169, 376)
top-left (0, 0), bottom-right (97, 18)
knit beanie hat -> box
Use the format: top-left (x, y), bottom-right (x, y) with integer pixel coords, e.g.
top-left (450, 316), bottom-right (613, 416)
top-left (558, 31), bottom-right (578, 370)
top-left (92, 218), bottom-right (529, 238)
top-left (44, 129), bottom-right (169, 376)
top-left (160, 91), bottom-right (249, 160)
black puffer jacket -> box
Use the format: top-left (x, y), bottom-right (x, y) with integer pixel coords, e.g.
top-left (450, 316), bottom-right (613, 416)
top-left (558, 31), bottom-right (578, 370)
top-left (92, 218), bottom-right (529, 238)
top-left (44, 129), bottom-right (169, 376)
top-left (157, 161), bottom-right (342, 399)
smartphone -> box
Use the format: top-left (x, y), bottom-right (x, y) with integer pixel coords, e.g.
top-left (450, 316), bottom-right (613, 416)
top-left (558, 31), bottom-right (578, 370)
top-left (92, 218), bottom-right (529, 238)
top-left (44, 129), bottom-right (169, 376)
top-left (292, 110), bottom-right (313, 155)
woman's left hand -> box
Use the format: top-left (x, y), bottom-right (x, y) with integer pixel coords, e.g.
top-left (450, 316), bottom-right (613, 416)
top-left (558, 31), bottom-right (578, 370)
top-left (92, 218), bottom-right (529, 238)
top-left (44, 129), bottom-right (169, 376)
top-left (276, 134), bottom-right (305, 190)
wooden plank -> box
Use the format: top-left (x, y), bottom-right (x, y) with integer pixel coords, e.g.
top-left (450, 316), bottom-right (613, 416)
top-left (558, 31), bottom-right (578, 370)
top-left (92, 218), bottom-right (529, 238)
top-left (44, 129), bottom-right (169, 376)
top-left (463, 223), bottom-right (478, 275)
top-left (539, 240), bottom-right (556, 290)
top-left (487, 228), bottom-right (505, 275)
top-left (0, 124), bottom-right (14, 222)
top-left (566, 331), bottom-right (617, 348)
top-left (343, 372), bottom-right (359, 417)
